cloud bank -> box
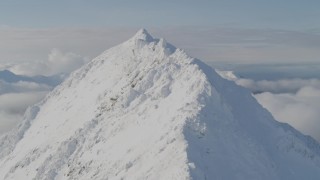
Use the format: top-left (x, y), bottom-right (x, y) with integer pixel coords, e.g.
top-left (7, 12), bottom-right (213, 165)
top-left (0, 80), bottom-right (51, 94)
top-left (0, 85), bottom-right (49, 135)
top-left (217, 70), bottom-right (320, 142)
top-left (1, 27), bottom-right (320, 65)
top-left (255, 87), bottom-right (320, 142)
top-left (0, 47), bottom-right (88, 135)
top-left (3, 48), bottom-right (88, 76)
top-left (0, 111), bottom-right (21, 135)
top-left (237, 78), bottom-right (320, 94)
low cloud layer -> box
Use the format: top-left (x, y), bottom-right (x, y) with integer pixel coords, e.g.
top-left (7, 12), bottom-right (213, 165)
top-left (217, 70), bottom-right (320, 142)
top-left (0, 90), bottom-right (49, 135)
top-left (3, 48), bottom-right (88, 76)
top-left (0, 80), bottom-right (52, 115)
top-left (255, 87), bottom-right (320, 142)
top-left (0, 80), bottom-right (51, 94)
top-left (1, 27), bottom-right (320, 65)
top-left (0, 48), bottom-right (88, 135)
top-left (217, 70), bottom-right (320, 93)
top-left (237, 78), bottom-right (320, 94)
top-left (0, 91), bottom-right (48, 114)
top-left (0, 110), bottom-right (21, 135)
top-left (0, 72), bottom-right (63, 136)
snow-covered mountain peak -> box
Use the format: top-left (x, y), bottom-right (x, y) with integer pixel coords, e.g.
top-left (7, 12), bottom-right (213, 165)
top-left (120, 29), bottom-right (175, 57)
top-left (0, 29), bottom-right (320, 180)
top-left (130, 28), bottom-right (154, 42)
top-left (97, 29), bottom-right (177, 65)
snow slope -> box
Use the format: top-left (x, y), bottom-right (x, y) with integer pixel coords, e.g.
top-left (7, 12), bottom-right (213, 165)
top-left (0, 29), bottom-right (320, 180)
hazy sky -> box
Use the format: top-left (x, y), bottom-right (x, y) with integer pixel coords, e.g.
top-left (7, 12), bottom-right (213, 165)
top-left (0, 1), bottom-right (320, 64)
top-left (1, 0), bottom-right (320, 30)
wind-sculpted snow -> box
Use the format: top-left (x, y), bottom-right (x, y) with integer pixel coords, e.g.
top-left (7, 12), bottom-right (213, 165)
top-left (0, 105), bottom-right (40, 160)
top-left (185, 60), bottom-right (320, 179)
top-left (0, 29), bottom-right (320, 179)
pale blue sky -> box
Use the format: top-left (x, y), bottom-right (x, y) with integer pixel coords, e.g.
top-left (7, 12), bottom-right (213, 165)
top-left (0, 0), bottom-right (320, 64)
top-left (1, 0), bottom-right (319, 30)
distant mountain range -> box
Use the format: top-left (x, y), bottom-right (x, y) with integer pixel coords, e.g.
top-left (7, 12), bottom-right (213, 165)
top-left (0, 70), bottom-right (64, 86)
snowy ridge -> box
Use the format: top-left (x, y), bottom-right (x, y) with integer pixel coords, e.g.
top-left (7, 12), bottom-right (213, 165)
top-left (0, 105), bottom-right (40, 159)
top-left (0, 29), bottom-right (320, 179)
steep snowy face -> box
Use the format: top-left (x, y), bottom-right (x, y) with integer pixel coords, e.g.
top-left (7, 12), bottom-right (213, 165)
top-left (1, 29), bottom-right (320, 180)
top-left (0, 29), bottom-right (209, 179)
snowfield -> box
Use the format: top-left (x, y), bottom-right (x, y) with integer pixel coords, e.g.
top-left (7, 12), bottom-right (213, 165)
top-left (0, 29), bottom-right (320, 180)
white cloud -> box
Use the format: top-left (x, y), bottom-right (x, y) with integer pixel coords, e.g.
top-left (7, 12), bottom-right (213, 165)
top-left (153, 27), bottom-right (320, 63)
top-left (0, 27), bottom-right (135, 65)
top-left (1, 27), bottom-right (320, 65)
top-left (255, 86), bottom-right (320, 142)
top-left (0, 91), bottom-right (48, 135)
top-left (7, 48), bottom-right (89, 76)
top-left (0, 92), bottom-right (47, 114)
top-left (0, 78), bottom-right (53, 135)
top-left (217, 70), bottom-right (320, 93)
top-left (0, 110), bottom-right (21, 135)
top-left (217, 70), bottom-right (320, 142)
top-left (237, 78), bottom-right (320, 94)
top-left (0, 47), bottom-right (87, 135)
top-left (0, 80), bottom-right (51, 94)
top-left (47, 48), bottom-right (88, 75)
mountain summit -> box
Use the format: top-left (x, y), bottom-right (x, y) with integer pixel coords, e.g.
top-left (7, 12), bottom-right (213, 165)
top-left (1, 29), bottom-right (320, 179)
top-left (131, 28), bottom-right (154, 42)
